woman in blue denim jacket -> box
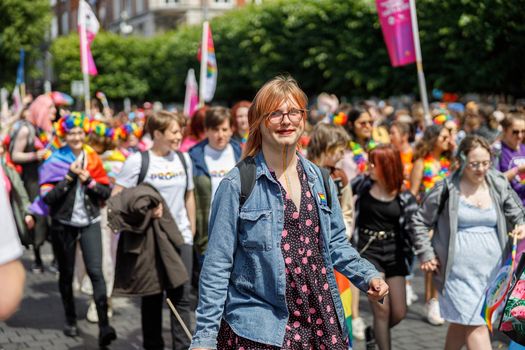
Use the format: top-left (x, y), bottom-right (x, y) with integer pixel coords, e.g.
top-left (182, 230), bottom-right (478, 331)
top-left (191, 76), bottom-right (388, 350)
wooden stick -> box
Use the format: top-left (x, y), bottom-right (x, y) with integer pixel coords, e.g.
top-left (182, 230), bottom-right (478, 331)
top-left (166, 298), bottom-right (193, 341)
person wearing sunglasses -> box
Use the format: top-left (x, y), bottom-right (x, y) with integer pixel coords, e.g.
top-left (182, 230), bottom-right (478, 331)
top-left (190, 76), bottom-right (388, 350)
top-left (493, 113), bottom-right (525, 206)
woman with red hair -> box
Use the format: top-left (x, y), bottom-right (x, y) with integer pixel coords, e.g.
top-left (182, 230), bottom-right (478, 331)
top-left (230, 100), bottom-right (251, 145)
top-left (9, 94), bottom-right (56, 273)
top-left (351, 144), bottom-right (418, 350)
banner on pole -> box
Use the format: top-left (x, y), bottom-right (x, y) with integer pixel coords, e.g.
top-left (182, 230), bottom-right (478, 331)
top-left (184, 69), bottom-right (199, 118)
top-left (376, 0), bottom-right (416, 67)
top-left (16, 49), bottom-right (25, 86)
top-left (78, 0), bottom-right (100, 76)
top-left (198, 23), bottom-right (217, 103)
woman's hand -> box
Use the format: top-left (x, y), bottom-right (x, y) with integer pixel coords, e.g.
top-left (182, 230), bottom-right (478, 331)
top-left (69, 159), bottom-right (83, 175)
top-left (420, 258), bottom-right (440, 272)
top-left (367, 278), bottom-right (389, 301)
top-left (511, 225), bottom-right (525, 240)
top-left (151, 203), bottom-right (163, 218)
top-left (24, 215), bottom-right (35, 230)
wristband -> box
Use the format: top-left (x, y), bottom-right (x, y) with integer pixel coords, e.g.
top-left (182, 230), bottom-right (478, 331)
top-left (87, 179), bottom-right (97, 189)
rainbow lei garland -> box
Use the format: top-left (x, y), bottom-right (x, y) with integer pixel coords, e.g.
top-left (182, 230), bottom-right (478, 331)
top-left (113, 123), bottom-right (143, 142)
top-left (422, 154), bottom-right (451, 192)
top-left (350, 140), bottom-right (377, 174)
top-left (90, 120), bottom-right (115, 139)
top-left (54, 112), bottom-right (91, 138)
top-left (330, 112), bottom-right (348, 126)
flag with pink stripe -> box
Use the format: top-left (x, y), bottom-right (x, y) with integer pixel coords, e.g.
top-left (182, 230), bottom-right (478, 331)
top-left (78, 0), bottom-right (100, 76)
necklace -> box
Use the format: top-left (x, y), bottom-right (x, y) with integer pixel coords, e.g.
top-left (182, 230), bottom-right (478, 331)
top-left (350, 140), bottom-right (377, 174)
top-left (422, 154), bottom-right (451, 192)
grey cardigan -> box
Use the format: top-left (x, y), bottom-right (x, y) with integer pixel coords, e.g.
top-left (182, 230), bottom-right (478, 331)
top-left (411, 169), bottom-right (525, 293)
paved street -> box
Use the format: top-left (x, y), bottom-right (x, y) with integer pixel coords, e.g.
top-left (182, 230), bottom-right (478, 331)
top-left (1, 244), bottom-right (511, 350)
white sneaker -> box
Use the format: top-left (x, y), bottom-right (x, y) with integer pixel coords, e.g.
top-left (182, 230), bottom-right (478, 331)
top-left (406, 284), bottom-right (418, 306)
top-left (86, 301), bottom-right (98, 323)
top-left (352, 317), bottom-right (366, 340)
top-left (425, 298), bottom-right (445, 325)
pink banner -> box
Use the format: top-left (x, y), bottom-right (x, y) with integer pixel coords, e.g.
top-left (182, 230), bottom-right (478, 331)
top-left (376, 0), bottom-right (416, 67)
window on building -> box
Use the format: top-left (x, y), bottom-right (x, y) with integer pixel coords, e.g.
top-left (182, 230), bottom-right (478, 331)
top-left (136, 0), bottom-right (144, 13)
top-left (51, 16), bottom-right (58, 39)
top-left (113, 0), bottom-right (121, 20)
top-left (214, 0), bottom-right (231, 3)
top-left (61, 12), bottom-right (69, 34)
top-left (165, 0), bottom-right (180, 4)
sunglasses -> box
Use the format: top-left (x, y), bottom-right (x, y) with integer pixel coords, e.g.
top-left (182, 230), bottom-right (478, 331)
top-left (512, 129), bottom-right (525, 136)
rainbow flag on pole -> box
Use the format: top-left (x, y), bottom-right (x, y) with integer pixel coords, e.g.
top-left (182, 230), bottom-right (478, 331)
top-left (198, 21), bottom-right (217, 103)
top-left (335, 270), bottom-right (353, 348)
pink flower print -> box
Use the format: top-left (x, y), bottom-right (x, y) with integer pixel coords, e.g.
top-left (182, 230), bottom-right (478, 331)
top-left (318, 295), bottom-right (323, 302)
top-left (282, 229), bottom-right (288, 237)
top-left (500, 320), bottom-right (514, 332)
top-left (305, 237), bottom-right (310, 244)
top-left (309, 307), bottom-right (316, 314)
top-left (294, 267), bottom-right (302, 274)
top-left (329, 317), bottom-right (335, 324)
top-left (301, 285), bottom-right (308, 293)
top-left (298, 248), bottom-right (305, 255)
top-left (317, 330), bottom-right (324, 336)
top-left (292, 212), bottom-right (299, 219)
top-left (285, 257), bottom-right (292, 265)
top-left (300, 235), bottom-right (304, 242)
top-left (302, 257), bottom-right (308, 264)
top-left (315, 226), bottom-right (320, 233)
top-left (326, 305), bottom-right (331, 312)
top-left (323, 283), bottom-right (329, 290)
top-left (511, 306), bottom-right (525, 320)
top-left (307, 203), bottom-right (313, 211)
top-left (306, 250), bottom-right (312, 257)
top-left (320, 345), bottom-right (326, 350)
top-left (296, 298), bottom-right (303, 305)
top-left (316, 318), bottom-right (323, 325)
top-left (311, 264), bottom-right (317, 271)
top-left (293, 310), bottom-right (300, 317)
top-left (511, 280), bottom-right (525, 299)
top-left (332, 335), bottom-right (338, 344)
top-left (321, 267), bottom-right (327, 275)
top-left (284, 243), bottom-right (290, 251)
top-left (306, 219), bottom-right (313, 226)
top-left (293, 321), bottom-right (300, 328)
top-left (294, 334), bottom-right (301, 341)
top-left (306, 191), bottom-right (312, 198)
top-left (290, 281), bottom-right (296, 288)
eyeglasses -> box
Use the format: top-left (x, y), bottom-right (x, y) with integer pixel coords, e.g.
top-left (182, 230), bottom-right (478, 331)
top-left (266, 108), bottom-right (306, 125)
top-left (467, 160), bottom-right (492, 170)
top-left (512, 129), bottom-right (525, 136)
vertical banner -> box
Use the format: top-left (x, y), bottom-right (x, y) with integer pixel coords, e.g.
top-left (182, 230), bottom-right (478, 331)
top-left (376, 0), bottom-right (416, 67)
top-left (198, 21), bottom-right (217, 105)
top-left (184, 68), bottom-right (199, 118)
top-left (78, 0), bottom-right (100, 76)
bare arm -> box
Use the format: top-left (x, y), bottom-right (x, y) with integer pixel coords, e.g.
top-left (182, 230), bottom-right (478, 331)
top-left (0, 259), bottom-right (25, 320)
top-left (410, 158), bottom-right (424, 197)
top-left (185, 190), bottom-right (196, 236)
top-left (11, 126), bottom-right (35, 164)
top-left (111, 184), bottom-right (125, 197)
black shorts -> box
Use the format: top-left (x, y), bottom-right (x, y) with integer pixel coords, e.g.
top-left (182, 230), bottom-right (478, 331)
top-left (358, 234), bottom-right (409, 278)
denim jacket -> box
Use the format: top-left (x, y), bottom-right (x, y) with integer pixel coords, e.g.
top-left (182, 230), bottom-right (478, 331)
top-left (190, 151), bottom-right (381, 349)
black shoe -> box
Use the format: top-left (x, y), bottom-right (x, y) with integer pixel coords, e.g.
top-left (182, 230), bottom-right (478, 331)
top-left (98, 325), bottom-right (116, 347)
top-left (63, 323), bottom-right (79, 337)
top-left (365, 326), bottom-right (376, 350)
top-left (31, 262), bottom-right (44, 274)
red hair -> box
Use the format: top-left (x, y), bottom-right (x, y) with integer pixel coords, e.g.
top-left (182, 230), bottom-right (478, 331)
top-left (188, 106), bottom-right (207, 139)
top-left (369, 144), bottom-right (403, 193)
top-left (231, 100), bottom-right (251, 133)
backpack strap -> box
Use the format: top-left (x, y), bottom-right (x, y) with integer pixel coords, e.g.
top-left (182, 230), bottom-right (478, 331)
top-left (175, 150), bottom-right (189, 192)
top-left (236, 156), bottom-right (256, 208)
top-left (137, 150), bottom-right (150, 185)
top-left (319, 167), bottom-right (332, 209)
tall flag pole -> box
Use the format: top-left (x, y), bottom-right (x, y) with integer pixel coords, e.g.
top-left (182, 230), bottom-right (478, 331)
top-left (376, 0), bottom-right (431, 125)
top-left (184, 68), bottom-right (199, 118)
top-left (198, 21), bottom-right (217, 106)
top-left (408, 0), bottom-right (431, 125)
top-left (78, 0), bottom-right (100, 115)
top-left (16, 48), bottom-right (26, 101)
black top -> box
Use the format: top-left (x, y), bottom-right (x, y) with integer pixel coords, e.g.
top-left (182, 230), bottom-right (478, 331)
top-left (357, 190), bottom-right (401, 232)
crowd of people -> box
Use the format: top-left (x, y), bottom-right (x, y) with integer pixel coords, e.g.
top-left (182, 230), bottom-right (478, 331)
top-left (1, 75), bottom-right (525, 350)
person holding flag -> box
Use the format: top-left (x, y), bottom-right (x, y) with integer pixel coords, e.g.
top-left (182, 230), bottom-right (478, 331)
top-left (411, 135), bottom-right (525, 350)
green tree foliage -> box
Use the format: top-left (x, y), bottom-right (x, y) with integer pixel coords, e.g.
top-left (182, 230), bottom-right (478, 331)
top-left (0, 0), bottom-right (51, 87)
top-left (50, 0), bottom-right (525, 101)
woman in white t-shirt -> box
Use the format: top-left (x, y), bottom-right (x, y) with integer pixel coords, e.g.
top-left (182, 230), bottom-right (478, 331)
top-left (113, 110), bottom-right (196, 350)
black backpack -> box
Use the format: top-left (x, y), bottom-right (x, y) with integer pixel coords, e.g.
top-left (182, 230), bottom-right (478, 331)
top-left (137, 150), bottom-right (189, 191)
top-left (235, 156), bottom-right (333, 208)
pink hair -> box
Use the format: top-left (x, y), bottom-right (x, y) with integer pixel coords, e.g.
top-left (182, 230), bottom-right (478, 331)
top-left (28, 95), bottom-right (55, 132)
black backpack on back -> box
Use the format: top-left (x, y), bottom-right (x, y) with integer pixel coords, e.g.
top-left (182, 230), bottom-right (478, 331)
top-left (235, 156), bottom-right (333, 208)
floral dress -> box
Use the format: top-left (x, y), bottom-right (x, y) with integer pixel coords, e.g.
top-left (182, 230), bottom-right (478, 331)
top-left (217, 162), bottom-right (347, 350)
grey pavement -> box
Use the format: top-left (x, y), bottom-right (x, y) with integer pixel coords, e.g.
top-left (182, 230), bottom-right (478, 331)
top-left (1, 243), bottom-right (511, 350)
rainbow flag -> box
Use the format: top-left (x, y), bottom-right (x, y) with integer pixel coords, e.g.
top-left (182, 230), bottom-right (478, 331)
top-left (335, 270), bottom-right (353, 348)
top-left (29, 144), bottom-right (109, 216)
top-left (198, 22), bottom-right (217, 103)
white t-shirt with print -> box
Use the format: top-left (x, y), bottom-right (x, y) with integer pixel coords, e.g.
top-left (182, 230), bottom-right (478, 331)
top-left (116, 151), bottom-right (195, 245)
top-left (0, 173), bottom-right (23, 265)
top-left (204, 144), bottom-right (237, 203)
